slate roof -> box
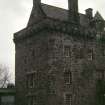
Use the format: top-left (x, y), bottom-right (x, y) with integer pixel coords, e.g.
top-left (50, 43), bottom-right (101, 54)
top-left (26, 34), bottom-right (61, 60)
top-left (41, 3), bottom-right (68, 21)
top-left (14, 3), bottom-right (105, 42)
top-left (28, 3), bottom-right (90, 27)
top-left (41, 3), bottom-right (89, 27)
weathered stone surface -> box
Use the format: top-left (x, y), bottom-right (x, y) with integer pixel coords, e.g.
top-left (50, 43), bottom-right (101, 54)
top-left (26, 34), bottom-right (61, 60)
top-left (14, 0), bottom-right (105, 105)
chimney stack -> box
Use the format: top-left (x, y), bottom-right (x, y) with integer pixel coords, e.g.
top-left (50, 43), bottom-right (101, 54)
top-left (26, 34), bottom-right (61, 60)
top-left (85, 8), bottom-right (93, 19)
top-left (33, 0), bottom-right (41, 6)
top-left (27, 0), bottom-right (46, 26)
top-left (68, 0), bottom-right (78, 13)
top-left (68, 0), bottom-right (79, 24)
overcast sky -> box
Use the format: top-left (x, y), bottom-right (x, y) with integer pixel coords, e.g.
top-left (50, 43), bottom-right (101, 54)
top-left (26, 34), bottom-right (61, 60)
top-left (0, 0), bottom-right (105, 82)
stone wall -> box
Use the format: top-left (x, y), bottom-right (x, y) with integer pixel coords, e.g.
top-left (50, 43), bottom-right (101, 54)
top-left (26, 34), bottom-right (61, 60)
top-left (15, 28), bottom-right (105, 105)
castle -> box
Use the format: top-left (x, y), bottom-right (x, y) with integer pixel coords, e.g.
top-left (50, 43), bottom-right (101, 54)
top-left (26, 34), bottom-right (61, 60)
top-left (14, 0), bottom-right (105, 105)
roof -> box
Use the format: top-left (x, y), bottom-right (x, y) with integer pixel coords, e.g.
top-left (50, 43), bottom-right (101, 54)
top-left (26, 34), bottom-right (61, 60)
top-left (94, 11), bottom-right (104, 21)
top-left (41, 3), bottom-right (68, 21)
top-left (41, 3), bottom-right (89, 27)
top-left (28, 3), bottom-right (89, 27)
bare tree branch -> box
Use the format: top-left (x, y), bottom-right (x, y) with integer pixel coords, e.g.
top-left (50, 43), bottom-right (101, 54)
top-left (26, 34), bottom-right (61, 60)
top-left (0, 64), bottom-right (11, 88)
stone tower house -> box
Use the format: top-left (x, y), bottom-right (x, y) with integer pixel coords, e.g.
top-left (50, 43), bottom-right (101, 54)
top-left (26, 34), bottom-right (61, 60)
top-left (14, 0), bottom-right (105, 105)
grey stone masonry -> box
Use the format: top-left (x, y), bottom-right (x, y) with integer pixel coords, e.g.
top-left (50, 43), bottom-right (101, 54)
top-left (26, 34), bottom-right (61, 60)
top-left (14, 0), bottom-right (105, 105)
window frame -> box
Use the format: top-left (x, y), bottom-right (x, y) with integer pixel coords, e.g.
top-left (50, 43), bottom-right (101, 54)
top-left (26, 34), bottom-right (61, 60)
top-left (64, 46), bottom-right (71, 57)
top-left (48, 75), bottom-right (56, 94)
top-left (28, 95), bottom-right (37, 105)
top-left (64, 93), bottom-right (72, 105)
top-left (64, 70), bottom-right (72, 85)
top-left (87, 48), bottom-right (94, 60)
top-left (26, 71), bottom-right (37, 89)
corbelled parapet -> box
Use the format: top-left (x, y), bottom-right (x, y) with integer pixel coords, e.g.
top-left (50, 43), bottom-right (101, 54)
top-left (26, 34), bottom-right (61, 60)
top-left (14, 18), bottom-right (96, 43)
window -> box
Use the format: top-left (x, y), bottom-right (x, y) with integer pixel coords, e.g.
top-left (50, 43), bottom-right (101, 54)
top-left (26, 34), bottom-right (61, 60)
top-left (27, 72), bottom-right (37, 88)
top-left (64, 71), bottom-right (72, 84)
top-left (64, 46), bottom-right (71, 57)
top-left (64, 94), bottom-right (72, 105)
top-left (28, 96), bottom-right (37, 105)
top-left (87, 48), bottom-right (94, 60)
top-left (48, 75), bottom-right (56, 94)
top-left (27, 74), bottom-right (34, 88)
top-left (75, 47), bottom-right (84, 59)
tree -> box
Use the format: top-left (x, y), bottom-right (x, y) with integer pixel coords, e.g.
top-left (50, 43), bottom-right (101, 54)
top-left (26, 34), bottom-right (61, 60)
top-left (96, 80), bottom-right (105, 105)
top-left (0, 64), bottom-right (10, 88)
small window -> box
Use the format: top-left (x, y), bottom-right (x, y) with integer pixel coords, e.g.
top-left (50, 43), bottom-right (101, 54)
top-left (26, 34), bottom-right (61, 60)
top-left (64, 71), bottom-right (72, 84)
top-left (87, 48), bottom-right (94, 60)
top-left (64, 46), bottom-right (71, 57)
top-left (64, 94), bottom-right (72, 105)
top-left (27, 72), bottom-right (37, 88)
top-left (28, 96), bottom-right (37, 105)
top-left (48, 75), bottom-right (56, 94)
top-left (75, 47), bottom-right (84, 59)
